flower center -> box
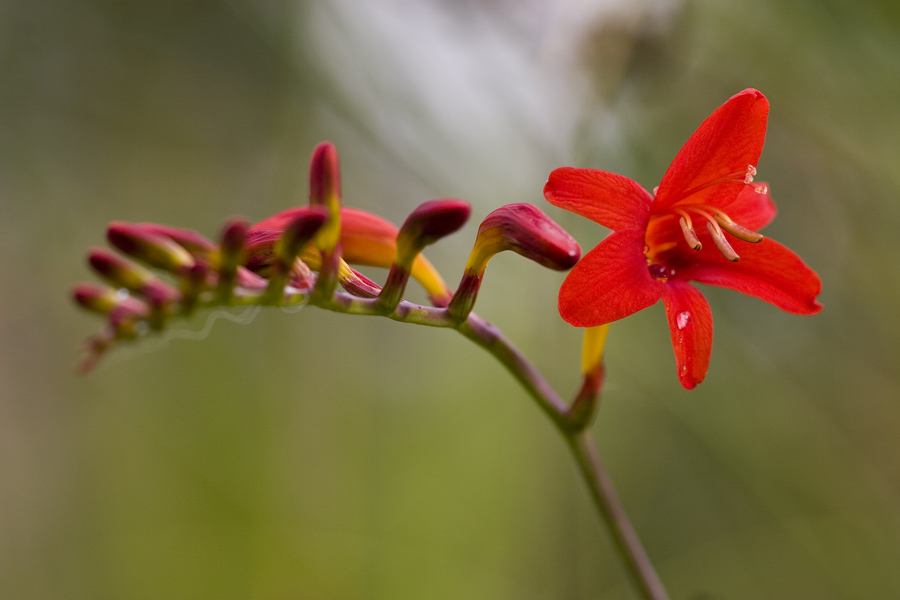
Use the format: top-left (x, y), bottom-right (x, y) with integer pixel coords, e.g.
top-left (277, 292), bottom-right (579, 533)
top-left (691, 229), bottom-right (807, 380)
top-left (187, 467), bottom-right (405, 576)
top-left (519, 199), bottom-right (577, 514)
top-left (649, 166), bottom-right (767, 262)
top-left (672, 205), bottom-right (764, 262)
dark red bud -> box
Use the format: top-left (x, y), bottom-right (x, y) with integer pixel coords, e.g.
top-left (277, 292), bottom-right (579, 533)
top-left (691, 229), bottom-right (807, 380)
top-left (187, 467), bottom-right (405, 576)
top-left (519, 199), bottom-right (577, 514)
top-left (471, 204), bottom-right (581, 273)
top-left (309, 142), bottom-right (341, 208)
top-left (107, 222), bottom-right (196, 273)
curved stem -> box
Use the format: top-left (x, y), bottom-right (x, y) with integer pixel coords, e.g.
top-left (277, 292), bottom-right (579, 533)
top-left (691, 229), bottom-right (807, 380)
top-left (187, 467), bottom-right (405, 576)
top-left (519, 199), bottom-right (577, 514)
top-left (309, 291), bottom-right (669, 599)
top-left (457, 313), bottom-right (570, 428)
top-left (566, 430), bottom-right (671, 600)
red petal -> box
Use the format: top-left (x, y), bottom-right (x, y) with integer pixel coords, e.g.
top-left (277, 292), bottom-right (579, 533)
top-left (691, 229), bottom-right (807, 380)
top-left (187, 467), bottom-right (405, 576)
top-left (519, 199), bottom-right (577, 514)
top-left (558, 229), bottom-right (662, 327)
top-left (717, 182), bottom-right (777, 231)
top-left (654, 89), bottom-right (769, 212)
top-left (687, 238), bottom-right (823, 315)
top-left (544, 167), bottom-right (652, 231)
top-left (661, 281), bottom-right (713, 390)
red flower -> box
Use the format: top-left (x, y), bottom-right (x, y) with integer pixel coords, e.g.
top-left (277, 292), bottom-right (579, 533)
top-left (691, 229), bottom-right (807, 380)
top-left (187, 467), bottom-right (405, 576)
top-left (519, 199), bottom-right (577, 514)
top-left (544, 89), bottom-right (822, 389)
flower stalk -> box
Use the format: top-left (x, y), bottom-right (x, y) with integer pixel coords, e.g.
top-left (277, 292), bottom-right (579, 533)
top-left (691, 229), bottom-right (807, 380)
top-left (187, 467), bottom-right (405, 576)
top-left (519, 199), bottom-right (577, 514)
top-left (72, 102), bottom-right (822, 599)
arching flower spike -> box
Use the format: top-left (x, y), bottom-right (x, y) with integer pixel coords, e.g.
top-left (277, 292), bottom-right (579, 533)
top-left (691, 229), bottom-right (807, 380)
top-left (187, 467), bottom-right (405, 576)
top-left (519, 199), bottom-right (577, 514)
top-left (544, 89), bottom-right (822, 389)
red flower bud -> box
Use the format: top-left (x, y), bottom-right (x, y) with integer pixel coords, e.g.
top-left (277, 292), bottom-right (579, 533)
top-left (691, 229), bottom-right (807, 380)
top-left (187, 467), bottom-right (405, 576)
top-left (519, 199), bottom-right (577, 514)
top-left (107, 222), bottom-right (196, 273)
top-left (395, 199), bottom-right (471, 265)
top-left (308, 142), bottom-right (343, 299)
top-left (466, 204), bottom-right (581, 275)
top-left (88, 248), bottom-right (180, 307)
top-left (132, 224), bottom-right (217, 257)
top-left (447, 204), bottom-right (580, 322)
top-left (379, 199), bottom-right (470, 311)
top-left (216, 218), bottom-right (249, 302)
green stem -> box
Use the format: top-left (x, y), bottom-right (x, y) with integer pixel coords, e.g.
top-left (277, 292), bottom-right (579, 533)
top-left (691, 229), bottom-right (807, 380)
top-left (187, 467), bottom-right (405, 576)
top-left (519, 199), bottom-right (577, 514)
top-left (457, 312), bottom-right (670, 600)
top-left (565, 430), bottom-right (671, 600)
top-left (457, 313), bottom-right (570, 428)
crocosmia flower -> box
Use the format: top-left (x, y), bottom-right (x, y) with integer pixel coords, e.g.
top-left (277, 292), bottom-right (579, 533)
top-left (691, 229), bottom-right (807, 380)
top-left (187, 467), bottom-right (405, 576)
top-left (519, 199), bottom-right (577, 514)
top-left (544, 89), bottom-right (822, 389)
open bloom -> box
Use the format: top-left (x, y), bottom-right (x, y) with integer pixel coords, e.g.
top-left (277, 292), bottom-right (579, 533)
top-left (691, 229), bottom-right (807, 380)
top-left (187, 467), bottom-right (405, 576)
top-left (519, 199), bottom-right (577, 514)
top-left (544, 89), bottom-right (822, 389)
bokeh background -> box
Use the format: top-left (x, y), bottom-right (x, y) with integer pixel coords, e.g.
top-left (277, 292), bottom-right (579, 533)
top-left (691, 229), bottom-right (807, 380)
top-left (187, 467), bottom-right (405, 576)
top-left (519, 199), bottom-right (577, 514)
top-left (2, 0), bottom-right (899, 598)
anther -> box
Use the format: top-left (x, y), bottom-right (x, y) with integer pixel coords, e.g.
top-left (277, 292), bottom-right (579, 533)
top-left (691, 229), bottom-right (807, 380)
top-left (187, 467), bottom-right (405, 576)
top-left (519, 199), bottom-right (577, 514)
top-left (706, 221), bottom-right (740, 261)
top-left (713, 214), bottom-right (764, 243)
top-left (678, 216), bottom-right (702, 251)
top-left (744, 165), bottom-right (757, 184)
top-left (753, 184), bottom-right (768, 194)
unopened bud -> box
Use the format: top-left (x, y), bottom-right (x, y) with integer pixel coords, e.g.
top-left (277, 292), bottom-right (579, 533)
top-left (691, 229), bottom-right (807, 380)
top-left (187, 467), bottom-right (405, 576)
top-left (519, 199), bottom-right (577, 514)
top-left (134, 224), bottom-right (217, 257)
top-left (251, 206), bottom-right (453, 306)
top-left (262, 208), bottom-right (328, 303)
top-left (380, 199), bottom-right (470, 312)
top-left (72, 283), bottom-right (143, 316)
top-left (448, 204), bottom-right (580, 321)
top-left (180, 262), bottom-right (210, 314)
top-left (308, 142), bottom-right (343, 299)
top-left (395, 199), bottom-right (471, 266)
top-left (465, 204), bottom-right (580, 276)
top-left (107, 222), bottom-right (196, 273)
top-left (276, 208), bottom-right (329, 272)
top-left (88, 248), bottom-right (180, 307)
top-left (216, 218), bottom-right (249, 302)
top-left (243, 229), bottom-right (281, 277)
top-left (340, 263), bottom-right (383, 298)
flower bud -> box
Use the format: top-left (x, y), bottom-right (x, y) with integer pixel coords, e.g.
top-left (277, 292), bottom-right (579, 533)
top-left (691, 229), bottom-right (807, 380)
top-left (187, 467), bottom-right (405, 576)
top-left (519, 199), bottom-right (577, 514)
top-left (309, 142), bottom-right (342, 219)
top-left (379, 199), bottom-right (470, 311)
top-left (72, 283), bottom-right (146, 316)
top-left (216, 218), bottom-right (249, 302)
top-left (340, 264), bottom-right (383, 298)
top-left (275, 207), bottom-right (329, 273)
top-left (262, 208), bottom-right (328, 303)
top-left (466, 204), bottom-right (580, 276)
top-left (251, 206), bottom-right (454, 306)
top-left (133, 224), bottom-right (217, 257)
top-left (448, 204), bottom-right (581, 321)
top-left (180, 262), bottom-right (210, 314)
top-left (88, 248), bottom-right (180, 305)
top-left (243, 229), bottom-right (281, 277)
top-left (395, 199), bottom-right (471, 266)
top-left (107, 222), bottom-right (196, 274)
top-left (308, 143), bottom-right (343, 300)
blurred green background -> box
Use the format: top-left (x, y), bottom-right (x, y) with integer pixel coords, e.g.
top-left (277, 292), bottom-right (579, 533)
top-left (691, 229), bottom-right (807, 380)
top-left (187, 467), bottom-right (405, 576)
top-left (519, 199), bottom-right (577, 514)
top-left (2, 0), bottom-right (899, 598)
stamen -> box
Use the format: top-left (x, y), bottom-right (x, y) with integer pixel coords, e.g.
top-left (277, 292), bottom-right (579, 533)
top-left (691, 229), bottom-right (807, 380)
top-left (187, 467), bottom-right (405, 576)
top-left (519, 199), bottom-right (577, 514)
top-left (678, 169), bottom-right (754, 202)
top-left (706, 221), bottom-right (739, 261)
top-left (753, 184), bottom-right (768, 194)
top-left (678, 216), bottom-right (702, 251)
top-left (744, 165), bottom-right (757, 184)
top-left (713, 214), bottom-right (763, 243)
